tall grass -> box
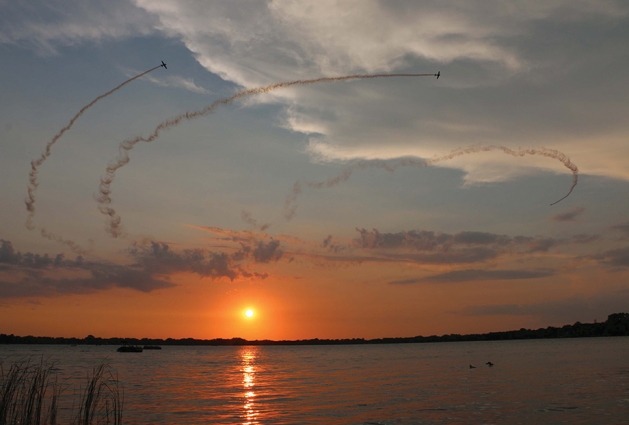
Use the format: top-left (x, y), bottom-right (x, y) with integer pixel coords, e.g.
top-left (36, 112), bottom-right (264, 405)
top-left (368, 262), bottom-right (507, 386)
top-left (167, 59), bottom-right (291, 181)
top-left (0, 359), bottom-right (122, 425)
top-left (74, 364), bottom-right (122, 425)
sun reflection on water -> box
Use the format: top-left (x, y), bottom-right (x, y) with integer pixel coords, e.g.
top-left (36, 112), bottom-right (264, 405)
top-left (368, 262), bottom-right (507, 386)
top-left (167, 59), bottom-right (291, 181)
top-left (241, 347), bottom-right (259, 425)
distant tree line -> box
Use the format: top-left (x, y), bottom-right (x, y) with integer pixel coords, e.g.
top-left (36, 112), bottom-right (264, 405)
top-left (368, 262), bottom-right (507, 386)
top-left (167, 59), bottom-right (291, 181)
top-left (1, 313), bottom-right (628, 347)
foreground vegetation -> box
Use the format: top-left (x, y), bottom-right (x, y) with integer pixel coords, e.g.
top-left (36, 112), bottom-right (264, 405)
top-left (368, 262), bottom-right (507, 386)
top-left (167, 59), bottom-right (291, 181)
top-left (0, 360), bottom-right (122, 425)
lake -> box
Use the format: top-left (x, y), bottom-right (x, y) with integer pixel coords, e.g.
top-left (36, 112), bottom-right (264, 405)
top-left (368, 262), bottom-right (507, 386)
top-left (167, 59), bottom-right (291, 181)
top-left (1, 337), bottom-right (628, 424)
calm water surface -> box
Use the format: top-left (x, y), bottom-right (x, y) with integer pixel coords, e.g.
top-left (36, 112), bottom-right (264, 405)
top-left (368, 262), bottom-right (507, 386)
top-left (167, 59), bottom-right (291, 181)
top-left (2, 338), bottom-right (628, 424)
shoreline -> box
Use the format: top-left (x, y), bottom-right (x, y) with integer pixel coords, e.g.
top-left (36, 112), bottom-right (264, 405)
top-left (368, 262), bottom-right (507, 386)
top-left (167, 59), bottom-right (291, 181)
top-left (2, 313), bottom-right (627, 347)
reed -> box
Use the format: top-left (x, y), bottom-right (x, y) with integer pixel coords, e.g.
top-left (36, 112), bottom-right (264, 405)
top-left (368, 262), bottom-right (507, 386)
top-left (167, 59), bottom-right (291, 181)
top-left (74, 364), bottom-right (123, 425)
top-left (0, 359), bottom-right (122, 425)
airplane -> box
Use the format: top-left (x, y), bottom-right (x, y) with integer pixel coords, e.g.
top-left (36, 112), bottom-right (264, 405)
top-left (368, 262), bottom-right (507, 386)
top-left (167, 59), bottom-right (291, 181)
top-left (161, 61), bottom-right (167, 69)
top-left (436, 71), bottom-right (440, 79)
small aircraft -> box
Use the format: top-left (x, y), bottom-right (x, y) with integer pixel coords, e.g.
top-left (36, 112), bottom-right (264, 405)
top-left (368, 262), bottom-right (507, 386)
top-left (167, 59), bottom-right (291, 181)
top-left (435, 71), bottom-right (440, 79)
top-left (161, 61), bottom-right (167, 69)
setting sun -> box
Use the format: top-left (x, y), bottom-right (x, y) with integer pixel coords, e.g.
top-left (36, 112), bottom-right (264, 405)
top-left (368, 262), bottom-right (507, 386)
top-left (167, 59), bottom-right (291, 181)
top-left (245, 309), bottom-right (255, 318)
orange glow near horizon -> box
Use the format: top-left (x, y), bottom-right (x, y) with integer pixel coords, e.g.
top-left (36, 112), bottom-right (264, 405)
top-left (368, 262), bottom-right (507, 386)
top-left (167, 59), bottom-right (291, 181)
top-left (2, 263), bottom-right (623, 341)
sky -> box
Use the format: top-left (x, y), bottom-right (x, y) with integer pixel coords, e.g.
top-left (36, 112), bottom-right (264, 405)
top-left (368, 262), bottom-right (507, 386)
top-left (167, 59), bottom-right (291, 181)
top-left (1, 0), bottom-right (628, 340)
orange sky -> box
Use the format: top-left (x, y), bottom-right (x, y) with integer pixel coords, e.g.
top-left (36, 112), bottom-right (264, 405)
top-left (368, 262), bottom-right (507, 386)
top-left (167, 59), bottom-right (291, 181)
top-left (2, 1), bottom-right (629, 340)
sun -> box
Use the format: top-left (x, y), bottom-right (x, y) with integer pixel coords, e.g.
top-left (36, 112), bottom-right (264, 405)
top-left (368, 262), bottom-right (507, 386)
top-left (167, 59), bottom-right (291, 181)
top-left (245, 309), bottom-right (255, 318)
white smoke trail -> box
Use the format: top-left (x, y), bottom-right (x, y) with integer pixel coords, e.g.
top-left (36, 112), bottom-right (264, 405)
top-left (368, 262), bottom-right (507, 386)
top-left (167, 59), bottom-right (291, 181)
top-left (26, 65), bottom-right (162, 229)
top-left (96, 72), bottom-right (438, 237)
top-left (283, 144), bottom-right (579, 220)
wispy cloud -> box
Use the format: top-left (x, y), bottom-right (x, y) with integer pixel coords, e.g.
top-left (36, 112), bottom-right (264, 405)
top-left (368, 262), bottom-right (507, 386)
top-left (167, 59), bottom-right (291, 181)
top-left (140, 73), bottom-right (211, 94)
top-left (0, 0), bottom-right (157, 55)
top-left (132, 0), bottom-right (629, 184)
top-left (611, 222), bottom-right (629, 238)
top-left (241, 210), bottom-right (270, 231)
top-left (591, 246), bottom-right (629, 268)
top-left (390, 268), bottom-right (554, 285)
top-left (137, 0), bottom-right (619, 87)
top-left (550, 207), bottom-right (586, 222)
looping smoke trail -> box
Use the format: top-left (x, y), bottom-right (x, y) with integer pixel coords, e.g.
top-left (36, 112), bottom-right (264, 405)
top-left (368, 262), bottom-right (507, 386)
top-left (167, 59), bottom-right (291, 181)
top-left (97, 72), bottom-right (437, 238)
top-left (427, 145), bottom-right (578, 206)
top-left (283, 144), bottom-right (578, 220)
top-left (25, 65), bottom-right (162, 230)
top-left (40, 227), bottom-right (93, 255)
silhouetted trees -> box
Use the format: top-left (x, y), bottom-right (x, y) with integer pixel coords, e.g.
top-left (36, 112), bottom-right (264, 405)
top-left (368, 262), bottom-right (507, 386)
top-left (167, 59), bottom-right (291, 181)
top-left (1, 313), bottom-right (628, 347)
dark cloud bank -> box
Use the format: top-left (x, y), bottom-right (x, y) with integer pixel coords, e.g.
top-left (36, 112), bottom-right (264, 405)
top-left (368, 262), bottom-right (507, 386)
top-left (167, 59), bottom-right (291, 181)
top-left (324, 227), bottom-right (623, 284)
top-left (323, 228), bottom-right (564, 268)
top-left (353, 228), bottom-right (559, 256)
top-left (0, 238), bottom-right (283, 299)
top-left (3, 220), bottom-right (625, 299)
